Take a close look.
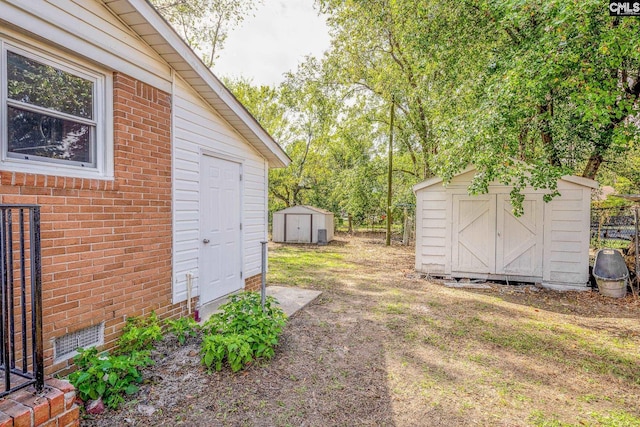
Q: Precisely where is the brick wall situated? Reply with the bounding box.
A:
[244,273,263,292]
[0,72,191,375]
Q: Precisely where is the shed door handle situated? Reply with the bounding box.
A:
[203,239,210,244]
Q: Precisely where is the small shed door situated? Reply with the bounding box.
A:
[496,194,544,276]
[452,195,496,273]
[200,155,242,304]
[285,214,312,243]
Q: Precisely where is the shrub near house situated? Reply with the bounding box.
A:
[69,294,286,411]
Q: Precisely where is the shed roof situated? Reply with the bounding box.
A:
[102,0,290,168]
[275,205,334,215]
[413,165,598,193]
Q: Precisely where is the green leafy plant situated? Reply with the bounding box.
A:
[68,347,153,409]
[201,334,253,372]
[68,312,162,410]
[201,292,286,371]
[117,311,163,354]
[165,316,200,345]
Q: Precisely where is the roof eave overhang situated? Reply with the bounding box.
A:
[103,0,290,168]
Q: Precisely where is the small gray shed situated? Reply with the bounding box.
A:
[272,206,335,244]
[413,167,598,290]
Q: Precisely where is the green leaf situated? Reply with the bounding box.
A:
[125,384,139,395]
[108,372,118,386]
[96,382,106,397]
[204,351,214,367]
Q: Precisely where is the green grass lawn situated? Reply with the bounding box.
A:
[267,244,353,288]
[266,237,640,427]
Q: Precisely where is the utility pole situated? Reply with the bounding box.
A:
[386,98,394,246]
[402,206,409,246]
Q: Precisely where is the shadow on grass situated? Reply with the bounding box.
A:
[460,284,640,320]
[265,236,640,426]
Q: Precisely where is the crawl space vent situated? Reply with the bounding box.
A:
[54,323,104,362]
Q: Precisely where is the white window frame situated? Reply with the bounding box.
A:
[0,37,113,179]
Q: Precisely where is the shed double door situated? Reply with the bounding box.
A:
[285,214,312,243]
[452,194,543,277]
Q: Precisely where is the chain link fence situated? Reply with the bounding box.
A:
[590,206,637,251]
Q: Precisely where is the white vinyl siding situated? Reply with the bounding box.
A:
[415,190,448,274]
[173,76,267,303]
[542,185,592,285]
[0,0,172,92]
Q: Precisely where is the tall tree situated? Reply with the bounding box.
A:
[150,0,261,67]
[225,60,339,210]
[320,0,490,181]
[434,1,640,203]
[264,58,338,208]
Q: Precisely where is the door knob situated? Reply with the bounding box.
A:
[203,239,210,244]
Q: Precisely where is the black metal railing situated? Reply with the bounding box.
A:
[0,205,43,397]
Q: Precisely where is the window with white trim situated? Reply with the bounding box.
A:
[1,39,111,177]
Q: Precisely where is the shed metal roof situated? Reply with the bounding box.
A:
[275,205,334,215]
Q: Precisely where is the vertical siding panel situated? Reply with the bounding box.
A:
[543,184,592,287]
[415,189,448,274]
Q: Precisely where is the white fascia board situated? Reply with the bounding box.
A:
[412,176,444,193]
[413,164,599,193]
[413,166,475,193]
[561,175,599,189]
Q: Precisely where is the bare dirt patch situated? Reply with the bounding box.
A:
[82,235,640,426]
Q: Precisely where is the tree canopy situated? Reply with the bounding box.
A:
[153,0,640,221]
[434,1,640,205]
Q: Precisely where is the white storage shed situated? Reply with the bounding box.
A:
[272,206,335,244]
[413,167,598,290]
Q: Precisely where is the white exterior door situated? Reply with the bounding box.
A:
[452,194,543,278]
[452,195,496,274]
[285,214,312,243]
[496,194,544,276]
[200,155,242,304]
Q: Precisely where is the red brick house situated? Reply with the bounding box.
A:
[0,0,289,377]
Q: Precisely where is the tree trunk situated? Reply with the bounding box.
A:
[581,74,639,179]
[538,101,561,167]
[582,153,603,180]
[582,121,620,180]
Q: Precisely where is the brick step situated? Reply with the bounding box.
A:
[0,378,78,427]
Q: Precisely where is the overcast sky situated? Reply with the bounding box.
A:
[212,0,331,86]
